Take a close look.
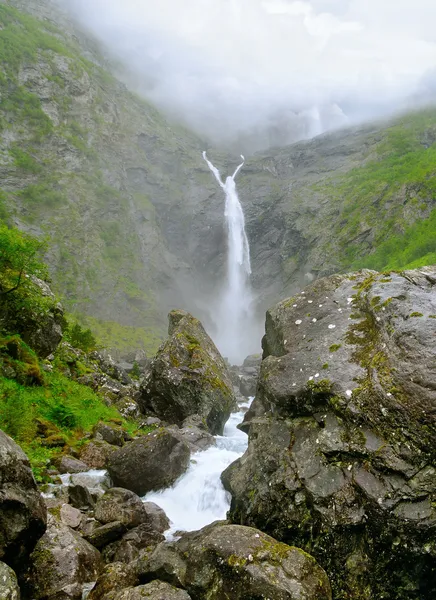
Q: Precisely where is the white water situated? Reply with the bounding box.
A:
[203,151,253,364]
[144,399,251,537]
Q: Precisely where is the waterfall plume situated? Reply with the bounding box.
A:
[203,151,253,364]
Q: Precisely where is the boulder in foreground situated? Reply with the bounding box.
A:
[224,268,436,599]
[137,522,331,599]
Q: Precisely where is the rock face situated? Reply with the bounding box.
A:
[223,268,436,599]
[0,430,47,569]
[140,310,235,435]
[0,562,20,600]
[138,522,331,600]
[25,514,102,599]
[107,430,190,495]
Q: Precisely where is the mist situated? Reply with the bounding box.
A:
[66,0,436,151]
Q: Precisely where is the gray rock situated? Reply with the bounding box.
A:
[139,310,235,435]
[224,268,436,599]
[59,456,90,474]
[25,514,102,599]
[114,581,191,600]
[88,562,138,600]
[69,484,95,511]
[166,423,215,453]
[93,423,125,447]
[95,488,148,528]
[0,430,47,568]
[102,523,165,564]
[80,441,118,469]
[142,503,170,534]
[0,562,20,600]
[137,522,331,600]
[107,430,190,496]
[60,504,82,529]
[243,354,262,368]
[85,522,127,549]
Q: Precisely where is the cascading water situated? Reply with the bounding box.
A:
[144,398,251,537]
[202,151,253,364]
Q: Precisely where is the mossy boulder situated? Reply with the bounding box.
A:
[0,429,47,570]
[137,522,331,599]
[24,514,103,599]
[224,267,436,599]
[0,561,20,600]
[139,310,235,434]
[107,429,190,496]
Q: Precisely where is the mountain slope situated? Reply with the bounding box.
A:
[0,0,435,357]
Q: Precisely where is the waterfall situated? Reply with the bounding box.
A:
[202,151,253,364]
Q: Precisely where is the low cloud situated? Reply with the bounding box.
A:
[67,0,436,150]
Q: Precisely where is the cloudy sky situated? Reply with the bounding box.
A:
[68,0,436,149]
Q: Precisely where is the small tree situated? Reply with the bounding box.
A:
[68,322,97,352]
[0,223,47,296]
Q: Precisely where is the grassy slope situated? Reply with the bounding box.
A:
[322,109,436,271]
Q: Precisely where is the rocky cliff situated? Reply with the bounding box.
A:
[1,0,435,356]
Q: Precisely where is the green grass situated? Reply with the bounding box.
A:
[318,108,436,270]
[354,208,436,271]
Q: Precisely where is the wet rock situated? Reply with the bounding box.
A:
[25,514,102,599]
[0,561,20,599]
[88,562,138,600]
[224,268,436,599]
[59,455,90,474]
[60,504,82,529]
[166,423,215,453]
[142,503,170,534]
[0,430,47,569]
[137,522,331,599]
[95,488,148,528]
[139,310,235,435]
[68,484,96,511]
[107,430,190,495]
[114,581,191,600]
[103,524,165,564]
[80,441,118,469]
[85,522,127,549]
[70,470,112,492]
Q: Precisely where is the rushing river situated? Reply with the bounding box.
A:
[144,399,251,537]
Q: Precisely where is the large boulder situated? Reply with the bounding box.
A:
[95,488,148,528]
[107,429,190,496]
[137,522,331,599]
[0,562,20,599]
[88,562,138,600]
[223,268,436,599]
[0,430,47,569]
[139,310,235,434]
[24,514,103,599]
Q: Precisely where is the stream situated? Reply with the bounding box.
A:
[144,398,251,537]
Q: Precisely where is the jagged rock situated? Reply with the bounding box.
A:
[88,562,138,600]
[80,441,118,469]
[95,488,148,528]
[93,422,126,447]
[60,504,82,529]
[114,581,191,600]
[137,522,331,599]
[59,455,90,474]
[25,514,102,599]
[0,430,47,569]
[102,524,165,564]
[0,562,20,599]
[107,430,190,495]
[223,268,436,599]
[85,522,127,549]
[139,310,235,435]
[89,352,132,385]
